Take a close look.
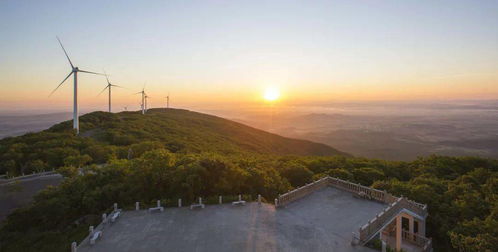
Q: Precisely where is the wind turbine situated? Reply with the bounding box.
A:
[98,71,123,112]
[134,86,146,114]
[50,37,103,135]
[165,93,170,108]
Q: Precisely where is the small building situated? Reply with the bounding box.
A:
[278,177,432,252]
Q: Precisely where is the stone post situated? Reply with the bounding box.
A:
[258,194,261,204]
[114,203,117,211]
[102,213,107,223]
[157,200,161,208]
[351,232,357,246]
[274,198,278,207]
[238,194,242,201]
[396,215,402,251]
[71,242,77,252]
[199,197,202,205]
[219,196,222,204]
[89,226,94,235]
[419,219,426,236]
[409,216,414,235]
[136,202,140,211]
[178,198,182,207]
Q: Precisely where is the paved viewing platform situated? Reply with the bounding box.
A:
[79,187,385,252]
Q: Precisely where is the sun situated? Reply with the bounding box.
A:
[263,86,280,102]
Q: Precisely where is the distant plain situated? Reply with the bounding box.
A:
[213,100,498,161]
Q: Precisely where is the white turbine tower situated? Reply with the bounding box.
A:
[50,37,103,135]
[98,71,123,112]
[134,87,146,114]
[165,93,170,109]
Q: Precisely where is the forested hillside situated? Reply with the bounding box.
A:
[0,110,496,252]
[0,109,347,176]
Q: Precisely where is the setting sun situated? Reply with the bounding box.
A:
[263,87,280,102]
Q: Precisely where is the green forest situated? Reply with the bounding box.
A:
[0,109,496,251]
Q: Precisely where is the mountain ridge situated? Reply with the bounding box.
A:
[52,108,348,156]
[0,108,348,176]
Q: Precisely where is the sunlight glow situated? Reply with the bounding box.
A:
[263,87,280,102]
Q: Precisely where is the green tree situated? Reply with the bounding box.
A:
[352,167,385,186]
[280,162,313,187]
[64,154,93,168]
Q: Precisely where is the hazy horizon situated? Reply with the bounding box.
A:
[2,99,498,162]
[1,98,498,115]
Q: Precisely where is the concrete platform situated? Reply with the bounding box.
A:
[79,187,386,252]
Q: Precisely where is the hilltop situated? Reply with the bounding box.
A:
[0,109,347,176]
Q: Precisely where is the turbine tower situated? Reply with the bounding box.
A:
[165,93,170,108]
[134,87,146,114]
[50,37,103,135]
[98,71,122,113]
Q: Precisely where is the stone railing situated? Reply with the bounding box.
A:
[277,177,329,207]
[276,176,428,213]
[75,203,120,250]
[358,197,429,246]
[327,177,393,203]
[400,197,428,219]
[358,197,404,244]
[0,170,57,185]
[424,237,433,252]
[402,230,432,252]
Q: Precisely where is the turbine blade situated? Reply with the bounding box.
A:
[78,69,105,76]
[56,36,74,68]
[97,85,109,96]
[111,84,126,89]
[103,69,111,84]
[49,71,73,97]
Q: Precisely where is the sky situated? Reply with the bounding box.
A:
[0,0,497,112]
